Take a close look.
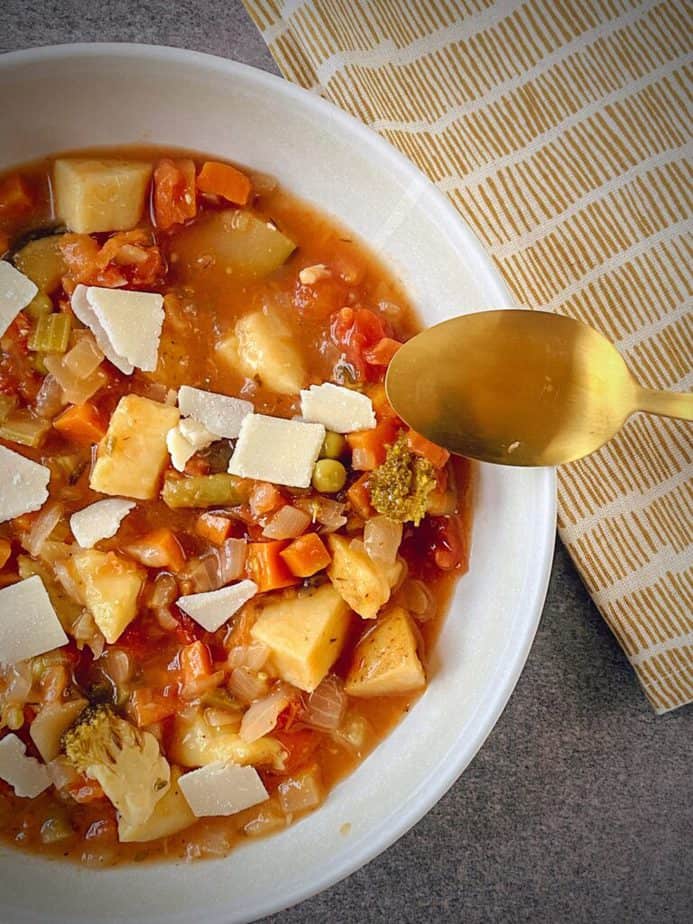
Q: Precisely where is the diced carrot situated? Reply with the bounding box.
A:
[406,429,450,468]
[0,174,33,217]
[363,337,402,365]
[0,538,11,569]
[280,532,331,578]
[124,528,186,572]
[153,158,197,230]
[180,640,213,685]
[246,540,300,593]
[130,688,179,727]
[53,402,106,444]
[347,417,399,471]
[195,512,232,546]
[346,472,373,519]
[197,161,252,206]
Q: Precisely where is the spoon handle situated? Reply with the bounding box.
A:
[636,387,693,422]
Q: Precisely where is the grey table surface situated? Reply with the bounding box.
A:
[2,3,691,922]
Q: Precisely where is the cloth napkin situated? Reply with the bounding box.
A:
[243,0,692,713]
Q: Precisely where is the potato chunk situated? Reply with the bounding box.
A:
[327,534,391,620]
[250,584,351,692]
[54,159,153,234]
[170,710,285,770]
[345,606,426,698]
[90,395,179,500]
[70,549,146,643]
[118,768,196,843]
[217,310,306,395]
[30,699,87,762]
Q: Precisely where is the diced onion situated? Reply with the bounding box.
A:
[262,505,311,540]
[100,649,134,685]
[301,674,346,731]
[244,800,287,837]
[295,497,347,533]
[397,578,436,622]
[227,642,270,672]
[63,334,104,380]
[351,447,375,471]
[47,756,80,791]
[53,559,85,605]
[2,661,32,705]
[24,501,63,557]
[215,538,247,584]
[277,767,323,814]
[227,666,269,704]
[239,687,291,743]
[34,374,66,419]
[203,707,240,728]
[363,515,402,566]
[332,712,372,754]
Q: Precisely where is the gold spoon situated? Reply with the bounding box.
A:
[385,310,693,466]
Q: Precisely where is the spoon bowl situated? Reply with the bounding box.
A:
[385,310,692,466]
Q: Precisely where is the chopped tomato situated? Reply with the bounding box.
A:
[331,307,388,381]
[273,728,321,776]
[153,158,197,230]
[363,336,402,365]
[60,229,164,289]
[129,688,180,727]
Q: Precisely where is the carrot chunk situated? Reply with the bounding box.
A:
[197,161,252,205]
[194,512,233,546]
[347,417,399,471]
[280,532,331,578]
[124,528,186,572]
[246,540,300,592]
[53,402,106,444]
[406,429,450,468]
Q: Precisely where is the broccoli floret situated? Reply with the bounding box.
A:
[369,433,436,525]
[62,704,170,829]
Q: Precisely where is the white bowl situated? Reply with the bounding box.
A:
[0,44,556,924]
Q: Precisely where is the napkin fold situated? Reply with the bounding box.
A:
[244,0,692,712]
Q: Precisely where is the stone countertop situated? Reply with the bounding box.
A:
[2,3,691,921]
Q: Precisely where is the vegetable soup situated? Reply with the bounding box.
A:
[0,149,471,865]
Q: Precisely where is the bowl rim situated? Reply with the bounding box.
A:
[0,42,557,921]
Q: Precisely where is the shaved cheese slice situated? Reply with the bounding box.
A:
[87,287,164,372]
[166,419,216,473]
[0,445,50,523]
[229,414,325,488]
[0,576,68,665]
[0,734,51,798]
[179,761,268,817]
[71,285,134,374]
[178,386,252,438]
[300,382,376,433]
[177,580,258,633]
[0,261,38,337]
[70,498,135,548]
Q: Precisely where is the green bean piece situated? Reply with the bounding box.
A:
[162,473,251,509]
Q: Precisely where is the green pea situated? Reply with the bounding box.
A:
[320,431,346,459]
[312,458,347,493]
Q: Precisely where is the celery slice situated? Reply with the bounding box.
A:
[0,411,51,448]
[29,313,72,354]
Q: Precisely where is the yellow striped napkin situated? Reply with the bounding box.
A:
[243,0,693,713]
